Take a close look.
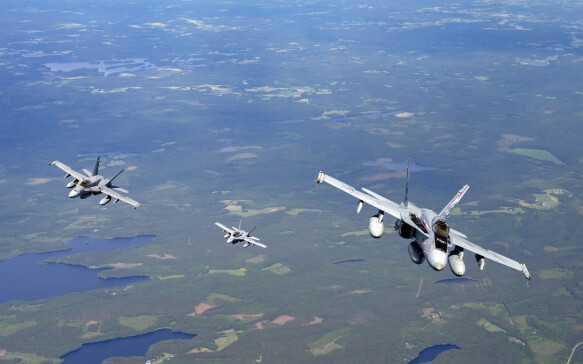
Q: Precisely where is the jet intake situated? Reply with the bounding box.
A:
[396,220,414,239]
[448,251,465,277]
[408,241,425,264]
[369,215,384,238]
[66,180,78,188]
[99,196,111,205]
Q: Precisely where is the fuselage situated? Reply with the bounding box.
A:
[226,229,246,244]
[68,175,108,198]
[399,202,456,273]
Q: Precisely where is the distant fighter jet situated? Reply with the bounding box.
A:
[49,156,141,208]
[215,220,267,248]
[316,160,531,280]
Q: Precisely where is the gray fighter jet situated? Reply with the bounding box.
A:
[215,220,267,248]
[49,156,140,208]
[316,161,531,280]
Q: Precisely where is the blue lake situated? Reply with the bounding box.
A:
[409,344,460,364]
[333,259,365,264]
[61,329,196,364]
[435,277,475,284]
[0,235,155,303]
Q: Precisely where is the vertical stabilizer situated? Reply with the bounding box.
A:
[108,169,124,185]
[92,156,101,176]
[238,218,243,230]
[404,158,410,207]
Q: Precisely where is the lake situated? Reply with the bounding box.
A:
[61,329,196,364]
[0,235,154,303]
[409,344,461,364]
[333,259,366,264]
[435,277,475,284]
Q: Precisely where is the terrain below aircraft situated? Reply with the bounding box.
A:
[215,220,267,248]
[49,156,141,208]
[316,163,531,280]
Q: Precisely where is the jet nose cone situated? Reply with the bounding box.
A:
[434,262,444,271]
[69,189,80,198]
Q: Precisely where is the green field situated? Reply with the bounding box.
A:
[510,148,565,165]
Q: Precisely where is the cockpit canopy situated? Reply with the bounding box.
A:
[432,218,450,237]
[432,218,450,252]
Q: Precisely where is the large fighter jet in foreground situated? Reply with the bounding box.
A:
[49,157,140,208]
[215,220,267,248]
[316,162,531,280]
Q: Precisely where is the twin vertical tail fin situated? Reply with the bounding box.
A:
[438,184,470,217]
[109,169,125,184]
[92,156,100,176]
[403,158,410,207]
[401,157,468,216]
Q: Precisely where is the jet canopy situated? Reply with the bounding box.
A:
[432,218,450,237]
[432,218,450,252]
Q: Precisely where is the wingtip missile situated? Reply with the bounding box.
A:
[316,171,324,184]
[522,264,532,280]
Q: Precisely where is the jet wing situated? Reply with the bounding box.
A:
[49,161,86,181]
[100,186,141,209]
[243,236,267,248]
[215,222,235,235]
[449,231,531,280]
[316,171,401,219]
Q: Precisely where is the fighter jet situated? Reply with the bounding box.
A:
[49,156,140,208]
[214,220,267,248]
[316,161,531,280]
